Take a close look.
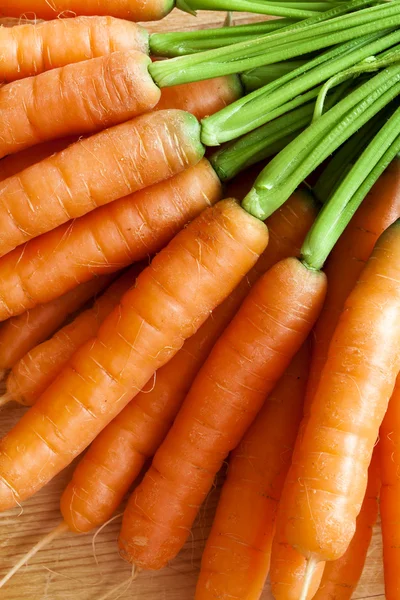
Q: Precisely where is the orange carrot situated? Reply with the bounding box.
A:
[0,158,217,321]
[306,157,400,404]
[195,342,310,600]
[0,138,77,181]
[313,450,380,600]
[0,109,203,259]
[118,256,326,570]
[2,267,144,406]
[0,50,160,159]
[0,0,174,22]
[0,199,269,511]
[279,221,400,584]
[380,372,400,600]
[0,16,149,82]
[59,188,317,534]
[156,76,243,121]
[0,275,113,383]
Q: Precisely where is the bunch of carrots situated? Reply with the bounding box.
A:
[1,1,400,599]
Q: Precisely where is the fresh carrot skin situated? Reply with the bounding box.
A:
[4,267,145,406]
[380,373,400,599]
[118,257,327,570]
[0,158,217,321]
[283,220,400,563]
[195,342,310,600]
[0,275,113,379]
[0,16,149,82]
[0,199,269,511]
[0,109,204,260]
[313,450,380,600]
[0,0,174,22]
[60,189,318,534]
[306,157,400,404]
[0,50,160,160]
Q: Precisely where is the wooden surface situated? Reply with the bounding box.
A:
[0,9,385,600]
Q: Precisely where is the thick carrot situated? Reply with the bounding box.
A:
[195,342,310,600]
[306,157,400,403]
[380,373,400,599]
[313,450,380,600]
[2,267,144,407]
[0,158,217,321]
[0,275,113,383]
[0,0,174,22]
[0,16,149,82]
[280,221,400,575]
[0,199,269,511]
[59,188,317,534]
[0,50,160,159]
[0,109,204,259]
[0,138,77,181]
[118,256,326,570]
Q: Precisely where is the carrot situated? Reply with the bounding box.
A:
[0,50,160,159]
[0,275,113,384]
[0,0,174,22]
[1,267,144,407]
[118,256,326,570]
[279,221,400,589]
[0,109,204,260]
[0,199,269,511]
[306,157,400,404]
[0,158,218,321]
[0,16,149,82]
[313,450,380,600]
[380,372,400,599]
[0,138,77,181]
[195,342,310,600]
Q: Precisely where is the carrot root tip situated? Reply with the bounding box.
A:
[299,556,319,600]
[96,565,141,600]
[0,393,12,408]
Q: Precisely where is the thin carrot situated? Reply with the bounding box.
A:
[0,158,217,321]
[306,156,400,404]
[380,372,400,600]
[0,109,204,259]
[0,50,160,159]
[0,199,269,511]
[0,0,175,22]
[195,342,310,600]
[118,256,326,570]
[313,450,381,600]
[280,221,400,582]
[0,16,149,82]
[0,275,113,384]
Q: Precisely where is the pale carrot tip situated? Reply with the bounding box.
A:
[0,393,12,408]
[299,556,319,600]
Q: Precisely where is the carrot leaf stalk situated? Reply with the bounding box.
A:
[177,0,323,18]
[241,60,308,92]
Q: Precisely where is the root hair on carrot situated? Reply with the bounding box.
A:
[96,565,141,600]
[92,513,123,572]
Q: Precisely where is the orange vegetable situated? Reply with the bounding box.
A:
[380,373,400,599]
[0,275,112,383]
[0,109,203,259]
[0,138,77,181]
[0,50,160,159]
[0,158,217,320]
[313,450,380,600]
[0,16,149,82]
[0,199,269,511]
[118,256,327,570]
[0,0,174,22]
[195,342,310,600]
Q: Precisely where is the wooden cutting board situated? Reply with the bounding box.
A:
[0,9,385,600]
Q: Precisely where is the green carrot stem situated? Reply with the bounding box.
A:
[241,61,307,91]
[177,0,320,18]
[242,65,400,219]
[201,29,400,144]
[302,105,400,270]
[149,0,394,86]
[313,109,386,200]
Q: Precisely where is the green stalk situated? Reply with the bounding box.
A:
[241,61,307,91]
[178,0,320,18]
[149,0,394,86]
[201,29,400,144]
[242,65,400,219]
[302,106,400,270]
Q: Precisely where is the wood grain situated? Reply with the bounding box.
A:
[0,9,385,600]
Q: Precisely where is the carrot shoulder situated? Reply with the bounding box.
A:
[0,16,149,82]
[0,199,268,511]
[0,109,204,260]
